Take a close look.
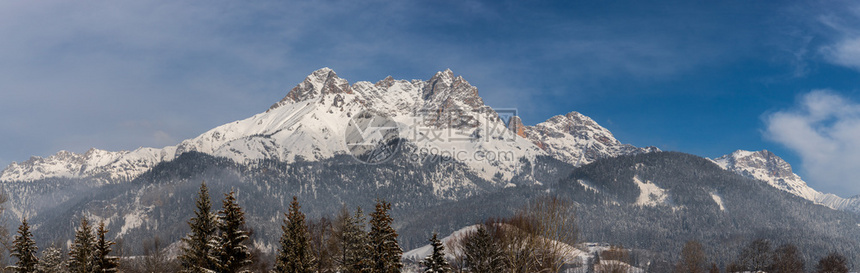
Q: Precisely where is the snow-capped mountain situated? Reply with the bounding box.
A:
[0,147,176,183]
[509,112,658,167]
[5,69,860,265]
[1,68,650,186]
[713,150,860,213]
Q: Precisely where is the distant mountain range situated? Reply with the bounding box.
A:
[2,68,858,266]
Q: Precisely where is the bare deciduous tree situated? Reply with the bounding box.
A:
[771,243,804,273]
[444,232,469,273]
[816,252,848,273]
[309,217,338,273]
[674,240,706,273]
[480,196,578,273]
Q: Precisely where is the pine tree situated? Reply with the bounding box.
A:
[8,218,38,273]
[36,243,65,273]
[93,222,119,272]
[421,233,450,273]
[368,199,402,273]
[68,218,95,273]
[213,190,252,273]
[179,181,218,273]
[462,225,505,273]
[341,207,371,273]
[273,196,314,273]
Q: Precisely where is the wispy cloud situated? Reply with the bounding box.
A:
[0,1,306,158]
[0,0,738,161]
[817,2,860,71]
[0,0,806,166]
[764,90,860,195]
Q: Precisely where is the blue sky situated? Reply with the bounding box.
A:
[2,1,860,195]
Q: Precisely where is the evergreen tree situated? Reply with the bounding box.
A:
[333,206,349,270]
[68,218,95,273]
[9,218,38,273]
[815,252,848,273]
[462,225,505,273]
[421,233,450,273]
[93,222,119,272]
[273,196,314,273]
[214,190,252,273]
[179,181,218,273]
[341,207,371,273]
[368,199,402,273]
[36,244,65,273]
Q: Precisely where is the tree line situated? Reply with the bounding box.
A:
[4,182,407,273]
[672,238,850,273]
[5,181,854,273]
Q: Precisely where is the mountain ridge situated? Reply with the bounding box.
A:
[2,69,860,267]
[1,68,650,184]
[7,68,860,218]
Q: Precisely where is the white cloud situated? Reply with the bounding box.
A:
[818,3,860,71]
[822,36,860,71]
[765,90,860,195]
[0,0,762,163]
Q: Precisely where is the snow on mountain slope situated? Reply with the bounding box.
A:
[0,147,177,183]
[712,150,860,213]
[509,111,658,167]
[1,68,653,187]
[632,176,668,207]
[403,225,478,261]
[712,150,817,200]
[173,68,545,183]
[402,225,646,273]
[403,224,585,263]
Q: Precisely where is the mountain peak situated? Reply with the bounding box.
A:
[375,75,397,88]
[433,69,455,80]
[421,69,483,109]
[269,68,351,110]
[712,149,823,201]
[718,149,794,178]
[540,111,604,135]
[517,111,655,166]
[564,111,597,126]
